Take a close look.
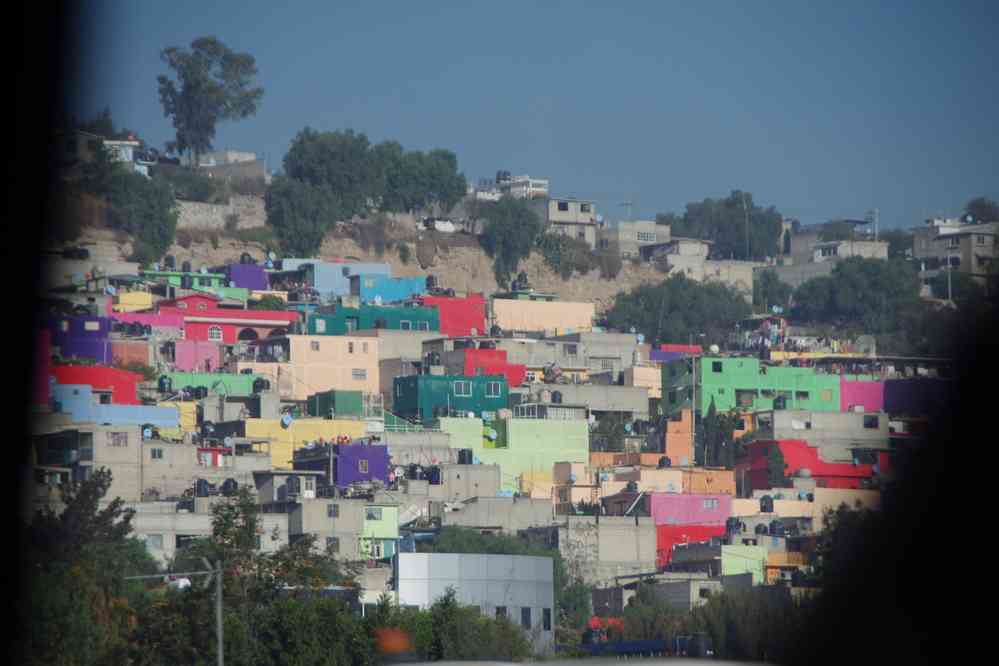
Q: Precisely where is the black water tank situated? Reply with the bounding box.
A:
[181,260,192,273]
[180,275,194,289]
[221,478,238,496]
[625,480,638,492]
[658,456,671,469]
[240,252,253,265]
[164,255,176,269]
[478,340,496,350]
[143,324,152,336]
[407,464,418,480]
[430,351,441,365]
[769,520,784,536]
[195,478,210,497]
[241,368,254,375]
[158,376,172,393]
[755,523,768,535]
[426,275,437,290]
[428,466,442,485]
[444,288,455,297]
[202,421,215,435]
[458,449,473,465]
[413,465,425,481]
[253,378,270,393]
[760,495,774,513]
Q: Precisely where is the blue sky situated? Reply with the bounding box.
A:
[71,0,998,229]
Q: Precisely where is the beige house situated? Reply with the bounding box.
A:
[598,220,670,258]
[235,335,380,400]
[491,297,595,334]
[545,197,598,249]
[623,364,662,399]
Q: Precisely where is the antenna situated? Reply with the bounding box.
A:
[619,200,633,222]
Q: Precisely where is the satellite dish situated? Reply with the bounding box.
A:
[200,266,208,274]
[467,411,475,418]
[709,344,720,354]
[486,429,497,440]
[281,413,293,428]
[624,423,633,433]
[629,327,637,334]
[223,436,234,448]
[229,281,236,288]
[142,427,152,439]
[152,263,160,271]
[268,251,277,261]
[636,333,645,343]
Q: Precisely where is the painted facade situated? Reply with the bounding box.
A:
[51,365,142,405]
[244,418,368,469]
[163,371,266,397]
[415,294,488,337]
[236,335,380,401]
[651,493,732,526]
[360,503,399,559]
[52,384,179,427]
[278,259,391,299]
[655,525,726,568]
[840,377,885,412]
[156,294,300,344]
[491,297,595,334]
[350,274,426,304]
[171,340,223,372]
[745,439,878,492]
[393,375,509,422]
[306,304,439,335]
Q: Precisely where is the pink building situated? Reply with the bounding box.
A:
[35,329,51,405]
[172,340,223,372]
[650,492,732,526]
[111,311,186,333]
[840,377,884,413]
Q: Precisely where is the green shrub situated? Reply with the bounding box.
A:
[537,234,598,279]
[210,232,220,249]
[398,243,411,264]
[106,169,178,263]
[150,164,226,203]
[224,213,240,232]
[176,229,193,249]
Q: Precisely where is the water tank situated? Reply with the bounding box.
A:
[454,339,470,351]
[407,464,419,480]
[164,255,176,269]
[769,520,784,536]
[479,340,496,350]
[625,480,638,492]
[426,275,438,290]
[181,260,192,273]
[253,378,270,393]
[540,389,552,403]
[202,421,215,435]
[180,275,194,290]
[458,449,473,465]
[413,465,425,481]
[240,252,253,265]
[195,478,210,498]
[430,352,441,366]
[240,368,254,375]
[286,475,301,495]
[158,376,172,393]
[806,493,814,503]
[428,466,442,485]
[281,413,293,428]
[760,495,774,513]
[551,391,563,404]
[658,456,671,468]
[755,523,768,535]
[143,324,152,336]
[797,468,812,478]
[141,424,154,440]
[221,478,238,496]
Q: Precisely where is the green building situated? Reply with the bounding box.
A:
[393,375,508,422]
[306,390,364,419]
[661,356,841,416]
[141,269,227,289]
[720,545,768,585]
[305,304,440,335]
[360,503,399,559]
[438,416,589,493]
[193,284,250,302]
[165,371,268,397]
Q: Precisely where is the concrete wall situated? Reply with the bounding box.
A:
[439,496,553,532]
[771,410,889,462]
[558,516,658,586]
[624,365,662,399]
[140,439,271,499]
[244,418,368,469]
[521,384,649,418]
[382,430,455,466]
[176,194,266,230]
[767,261,836,289]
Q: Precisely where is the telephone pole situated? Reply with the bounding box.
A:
[741,193,750,259]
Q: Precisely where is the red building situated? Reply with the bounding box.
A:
[35,329,52,405]
[460,348,527,387]
[416,293,487,338]
[156,294,301,344]
[656,524,727,568]
[51,365,143,405]
[745,439,884,491]
[660,343,703,354]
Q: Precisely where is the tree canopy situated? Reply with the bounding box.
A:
[265,175,343,257]
[655,190,783,261]
[753,268,793,312]
[964,196,999,224]
[477,198,544,286]
[604,273,751,347]
[157,36,264,166]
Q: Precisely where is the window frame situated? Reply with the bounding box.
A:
[208,326,223,341]
[453,380,472,397]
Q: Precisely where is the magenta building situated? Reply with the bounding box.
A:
[650,492,732,526]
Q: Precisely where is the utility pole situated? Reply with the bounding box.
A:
[741,193,750,260]
[125,558,224,666]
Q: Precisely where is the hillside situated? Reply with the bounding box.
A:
[52,220,669,315]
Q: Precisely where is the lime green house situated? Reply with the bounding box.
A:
[720,545,768,585]
[360,503,399,559]
[661,356,841,416]
[438,416,589,493]
[164,371,268,397]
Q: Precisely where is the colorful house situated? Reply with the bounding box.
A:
[168,340,223,373]
[490,294,595,334]
[350,275,426,304]
[155,293,301,343]
[306,304,440,335]
[360,503,399,559]
[163,371,268,398]
[662,356,841,417]
[744,439,885,492]
[51,365,143,405]
[244,417,369,469]
[651,493,732,526]
[51,384,179,428]
[215,263,270,291]
[140,268,227,290]
[444,347,527,388]
[278,259,392,299]
[293,442,390,489]
[415,293,488,337]
[655,525,727,568]
[392,375,508,422]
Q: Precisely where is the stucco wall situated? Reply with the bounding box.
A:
[176,195,266,230]
[491,299,595,334]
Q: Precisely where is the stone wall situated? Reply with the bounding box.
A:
[176,194,266,230]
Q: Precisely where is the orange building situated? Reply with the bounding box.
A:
[665,409,694,466]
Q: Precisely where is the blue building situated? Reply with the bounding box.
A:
[279,259,392,300]
[52,384,180,428]
[350,275,426,304]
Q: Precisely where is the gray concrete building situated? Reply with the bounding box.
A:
[511,383,650,420]
[433,496,554,533]
[141,438,273,500]
[764,409,890,463]
[394,552,555,654]
[597,220,669,258]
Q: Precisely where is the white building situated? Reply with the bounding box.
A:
[393,552,555,654]
[499,175,549,200]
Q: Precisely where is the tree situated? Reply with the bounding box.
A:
[284,128,383,218]
[878,228,914,259]
[929,269,986,307]
[766,443,787,487]
[964,196,999,224]
[817,220,857,242]
[157,36,264,167]
[265,175,343,257]
[752,269,793,312]
[657,191,784,260]
[697,400,743,468]
[478,198,543,286]
[249,294,287,311]
[604,273,751,347]
[104,169,179,264]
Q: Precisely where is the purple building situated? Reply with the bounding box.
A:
[292,441,390,489]
[56,338,113,364]
[221,264,270,291]
[45,315,112,347]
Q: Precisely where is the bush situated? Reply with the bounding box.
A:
[224,213,240,232]
[537,234,598,279]
[106,169,178,263]
[229,175,267,196]
[209,232,220,249]
[176,229,193,249]
[398,243,411,265]
[478,199,543,286]
[416,236,437,269]
[356,215,389,257]
[597,243,623,279]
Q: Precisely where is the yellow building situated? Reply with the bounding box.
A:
[623,364,662,399]
[491,298,595,334]
[113,291,155,312]
[236,335,379,401]
[156,401,198,439]
[244,417,368,469]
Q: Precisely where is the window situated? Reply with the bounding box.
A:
[601,359,614,370]
[454,381,472,397]
[543,608,552,631]
[328,504,339,518]
[736,419,746,430]
[366,507,382,521]
[311,341,320,351]
[820,389,833,402]
[362,342,369,353]
[109,432,129,447]
[795,391,809,401]
[699,587,712,599]
[315,319,327,333]
[359,459,369,474]
[564,344,577,356]
[326,536,340,553]
[208,326,223,341]
[485,381,502,397]
[577,231,585,239]
[580,203,591,213]
[978,235,986,245]
[712,361,723,373]
[151,448,163,460]
[177,302,188,309]
[417,321,430,331]
[364,278,375,289]
[352,369,367,380]
[60,320,69,332]
[348,342,354,354]
[145,534,163,550]
[863,415,879,429]
[557,201,569,212]
[702,498,718,510]
[400,320,412,330]
[525,372,537,382]
[668,390,677,403]
[84,320,100,331]
[396,383,403,397]
[637,231,657,242]
[521,607,532,629]
[496,606,507,619]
